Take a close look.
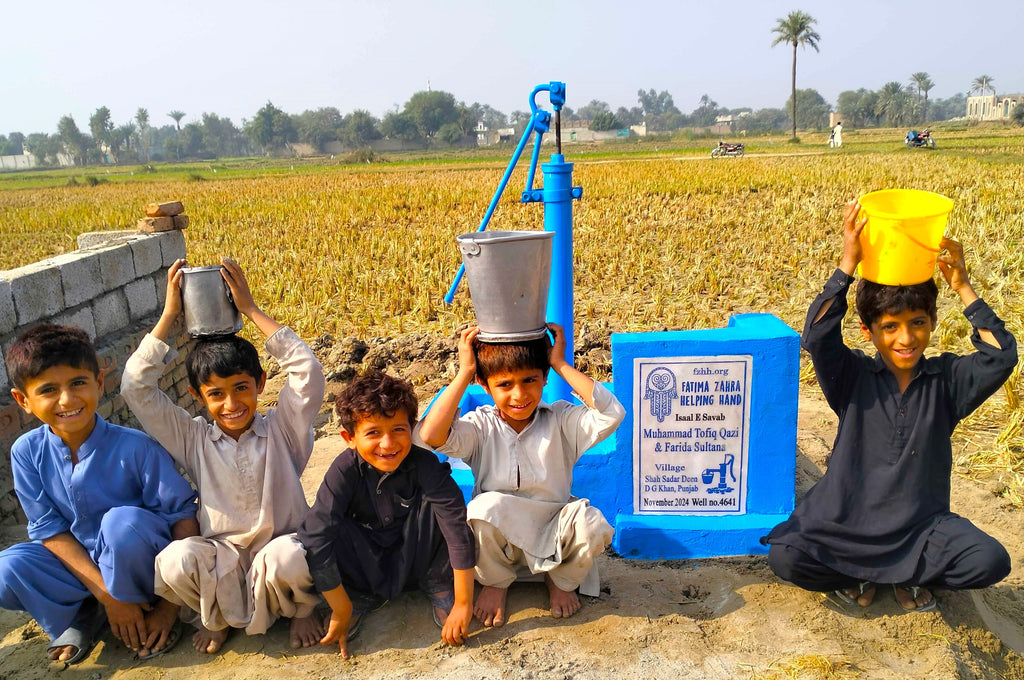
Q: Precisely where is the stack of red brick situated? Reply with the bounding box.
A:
[138,201,189,232]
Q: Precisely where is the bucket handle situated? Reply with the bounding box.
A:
[459,240,481,256]
[890,224,943,253]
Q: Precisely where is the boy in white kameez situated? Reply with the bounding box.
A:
[419,323,624,626]
[121,258,326,653]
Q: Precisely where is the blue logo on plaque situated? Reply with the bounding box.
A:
[644,367,677,422]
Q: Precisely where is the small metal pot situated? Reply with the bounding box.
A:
[179,265,243,337]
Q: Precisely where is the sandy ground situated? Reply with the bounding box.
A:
[1,385,1022,680]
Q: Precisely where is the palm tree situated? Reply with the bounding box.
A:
[771,10,821,141]
[876,82,909,127]
[135,107,150,162]
[168,110,185,161]
[908,72,934,122]
[970,75,995,97]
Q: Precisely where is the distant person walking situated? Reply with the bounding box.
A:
[832,121,843,148]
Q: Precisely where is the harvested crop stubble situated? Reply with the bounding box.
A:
[1,149,1021,503]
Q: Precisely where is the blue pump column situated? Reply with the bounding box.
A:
[541,155,582,403]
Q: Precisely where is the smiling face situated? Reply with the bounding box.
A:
[861,307,936,386]
[12,363,103,452]
[482,367,547,434]
[343,409,413,473]
[191,371,266,440]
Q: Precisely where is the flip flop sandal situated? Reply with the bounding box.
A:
[346,612,364,642]
[47,598,108,668]
[830,581,874,608]
[893,584,938,612]
[428,590,456,629]
[134,620,184,661]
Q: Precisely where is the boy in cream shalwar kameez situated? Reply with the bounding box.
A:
[122,258,325,653]
[419,324,625,626]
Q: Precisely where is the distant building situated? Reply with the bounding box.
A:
[966,93,1024,121]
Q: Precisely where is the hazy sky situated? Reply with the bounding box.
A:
[3,0,1019,134]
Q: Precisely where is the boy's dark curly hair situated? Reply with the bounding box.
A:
[855,278,939,328]
[5,324,100,391]
[472,335,550,384]
[335,370,418,434]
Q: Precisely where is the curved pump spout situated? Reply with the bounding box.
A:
[443,82,566,304]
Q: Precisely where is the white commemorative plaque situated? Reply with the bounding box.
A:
[633,355,752,515]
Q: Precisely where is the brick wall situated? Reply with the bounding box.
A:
[0,229,202,524]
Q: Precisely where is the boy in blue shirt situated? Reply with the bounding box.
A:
[0,324,198,666]
[766,201,1017,612]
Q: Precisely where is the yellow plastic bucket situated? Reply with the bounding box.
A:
[857,189,953,285]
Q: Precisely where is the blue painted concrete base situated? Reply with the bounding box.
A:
[612,513,789,560]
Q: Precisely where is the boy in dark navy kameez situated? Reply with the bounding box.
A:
[765,201,1018,612]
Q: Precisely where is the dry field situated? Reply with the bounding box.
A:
[1,132,1022,503]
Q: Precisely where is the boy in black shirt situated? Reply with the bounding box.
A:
[765,200,1018,611]
[298,371,475,657]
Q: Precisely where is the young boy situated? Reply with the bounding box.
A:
[765,201,1017,611]
[121,257,326,653]
[297,370,475,658]
[418,323,625,627]
[0,324,198,666]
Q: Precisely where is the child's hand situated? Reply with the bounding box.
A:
[441,602,472,646]
[547,323,569,370]
[937,237,972,293]
[220,257,259,318]
[839,200,866,276]
[103,597,148,652]
[162,259,185,320]
[320,607,353,659]
[457,327,479,379]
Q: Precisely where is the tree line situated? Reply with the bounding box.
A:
[0,72,1005,167]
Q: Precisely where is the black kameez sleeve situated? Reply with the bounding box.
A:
[946,298,1019,420]
[416,450,476,571]
[801,269,861,414]
[298,451,358,593]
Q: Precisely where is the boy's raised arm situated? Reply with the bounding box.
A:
[547,323,596,408]
[419,327,479,448]
[937,237,1000,349]
[219,257,283,338]
[122,259,201,467]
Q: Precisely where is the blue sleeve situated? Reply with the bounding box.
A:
[11,437,71,541]
[134,436,198,525]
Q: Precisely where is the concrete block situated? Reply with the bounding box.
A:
[0,278,15,335]
[98,244,137,292]
[130,236,164,277]
[0,402,21,443]
[153,273,168,310]
[91,290,130,339]
[156,230,187,267]
[55,306,97,339]
[77,230,138,251]
[51,251,104,308]
[5,262,64,325]
[0,360,7,391]
[125,278,158,320]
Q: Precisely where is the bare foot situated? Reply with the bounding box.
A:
[545,574,581,618]
[137,599,179,658]
[893,585,934,611]
[289,614,325,649]
[840,584,877,607]
[192,624,229,654]
[473,585,508,627]
[47,644,76,663]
